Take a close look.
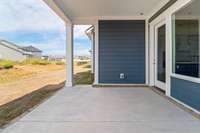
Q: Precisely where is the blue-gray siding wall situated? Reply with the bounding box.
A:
[171,77,200,111]
[99,20,145,84]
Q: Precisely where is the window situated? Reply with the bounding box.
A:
[172,0,200,78]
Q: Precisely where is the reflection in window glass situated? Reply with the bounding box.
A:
[172,0,200,78]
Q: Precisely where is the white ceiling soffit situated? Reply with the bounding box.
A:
[176,0,200,16]
[48,0,169,23]
[43,0,71,23]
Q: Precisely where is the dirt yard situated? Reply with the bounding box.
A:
[0,61,91,106]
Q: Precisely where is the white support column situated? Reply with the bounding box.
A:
[65,23,74,87]
[94,21,99,84]
[166,15,172,96]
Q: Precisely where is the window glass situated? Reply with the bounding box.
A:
[172,0,200,78]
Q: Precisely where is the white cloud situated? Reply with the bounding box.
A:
[74,25,91,39]
[0,0,91,56]
[0,0,65,32]
[74,42,91,56]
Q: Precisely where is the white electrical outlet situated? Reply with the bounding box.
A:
[120,73,125,79]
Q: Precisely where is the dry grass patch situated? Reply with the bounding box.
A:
[20,58,51,65]
[84,64,91,69]
[0,60,16,69]
[75,61,88,66]
[0,64,65,84]
[74,71,93,84]
[18,64,65,73]
[0,68,35,84]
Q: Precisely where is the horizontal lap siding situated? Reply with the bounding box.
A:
[171,77,200,111]
[99,20,145,84]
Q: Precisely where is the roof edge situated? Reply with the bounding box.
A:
[42,0,72,24]
[0,40,30,55]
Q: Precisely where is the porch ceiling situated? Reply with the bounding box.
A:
[50,0,169,23]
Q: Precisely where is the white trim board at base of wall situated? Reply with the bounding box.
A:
[169,96,200,117]
[150,87,200,119]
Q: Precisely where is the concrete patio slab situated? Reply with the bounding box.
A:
[1,86,200,133]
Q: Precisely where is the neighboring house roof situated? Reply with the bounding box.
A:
[20,46,42,52]
[0,40,42,55]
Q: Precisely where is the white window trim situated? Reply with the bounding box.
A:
[170,0,200,84]
[149,17,171,95]
[171,74,200,84]
[154,20,167,91]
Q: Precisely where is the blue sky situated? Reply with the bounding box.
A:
[0,0,91,56]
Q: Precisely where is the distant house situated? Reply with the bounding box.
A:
[48,55,66,62]
[0,40,42,61]
[41,55,49,60]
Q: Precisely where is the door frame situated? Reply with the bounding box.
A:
[154,20,167,91]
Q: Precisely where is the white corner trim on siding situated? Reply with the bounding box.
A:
[145,20,149,85]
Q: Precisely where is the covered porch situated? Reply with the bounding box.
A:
[43,0,172,87]
[2,86,200,133]
[43,0,200,114]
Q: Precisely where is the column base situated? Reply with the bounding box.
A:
[65,82,73,87]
